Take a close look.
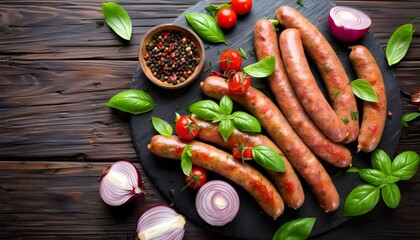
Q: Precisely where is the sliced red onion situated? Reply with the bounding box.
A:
[99,160,145,206]
[328,6,371,42]
[195,180,240,226]
[136,205,186,240]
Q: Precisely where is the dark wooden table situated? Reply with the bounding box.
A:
[1,0,419,239]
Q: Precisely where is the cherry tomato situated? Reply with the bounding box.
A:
[175,116,200,141]
[231,0,253,15]
[219,49,243,73]
[232,147,253,160]
[216,7,237,29]
[228,71,251,94]
[184,166,207,190]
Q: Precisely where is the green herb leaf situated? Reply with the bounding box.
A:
[386,175,400,184]
[102,2,132,41]
[381,183,401,208]
[347,167,360,173]
[205,3,230,17]
[272,218,316,240]
[351,79,379,102]
[358,169,387,186]
[401,112,420,127]
[219,119,234,142]
[342,117,349,124]
[343,184,380,216]
[386,24,414,66]
[151,117,173,137]
[296,0,305,7]
[244,56,276,78]
[252,146,285,172]
[371,149,393,175]
[219,95,233,115]
[185,12,226,44]
[181,145,193,176]
[351,111,359,121]
[391,151,420,180]
[231,111,261,133]
[174,112,181,122]
[238,47,248,59]
[107,90,155,114]
[190,100,221,121]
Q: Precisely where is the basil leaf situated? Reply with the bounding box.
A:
[102,2,132,41]
[253,146,285,172]
[272,218,316,240]
[358,169,387,186]
[239,47,248,59]
[347,167,360,173]
[401,112,420,127]
[174,112,181,122]
[190,100,221,121]
[107,89,155,114]
[381,183,401,208]
[219,95,233,115]
[151,117,173,137]
[244,56,276,78]
[185,12,226,44]
[231,111,261,133]
[386,175,400,184]
[386,24,414,66]
[343,184,380,216]
[371,149,393,175]
[391,151,420,180]
[351,79,379,102]
[219,119,234,142]
[181,145,193,176]
[205,3,230,17]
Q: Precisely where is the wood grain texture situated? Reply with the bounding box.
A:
[0,0,419,239]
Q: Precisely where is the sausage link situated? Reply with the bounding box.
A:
[200,76,340,212]
[254,19,352,167]
[148,135,284,220]
[349,45,387,152]
[276,6,359,143]
[192,116,305,209]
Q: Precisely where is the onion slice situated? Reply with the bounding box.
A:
[99,160,145,206]
[136,205,186,240]
[328,6,371,42]
[195,180,240,226]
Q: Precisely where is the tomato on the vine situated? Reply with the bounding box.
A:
[219,49,243,73]
[231,0,253,15]
[232,147,253,161]
[216,7,237,29]
[184,166,207,190]
[175,116,200,141]
[228,71,251,94]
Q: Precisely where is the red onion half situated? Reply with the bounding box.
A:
[99,160,145,206]
[328,6,371,42]
[136,205,186,240]
[195,180,240,226]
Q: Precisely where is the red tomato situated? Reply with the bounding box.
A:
[216,7,237,29]
[184,166,207,190]
[175,116,200,141]
[228,71,251,94]
[231,0,253,15]
[219,49,243,73]
[232,147,253,160]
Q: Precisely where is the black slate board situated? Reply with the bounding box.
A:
[130,0,402,239]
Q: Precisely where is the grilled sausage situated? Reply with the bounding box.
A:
[254,19,352,167]
[200,76,340,212]
[192,116,305,209]
[148,135,284,220]
[276,6,359,143]
[349,45,387,152]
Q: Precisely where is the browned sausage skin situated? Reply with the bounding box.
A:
[349,45,387,153]
[192,116,305,209]
[200,76,340,212]
[254,19,352,167]
[148,135,284,219]
[276,6,359,143]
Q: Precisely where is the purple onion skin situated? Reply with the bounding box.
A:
[328,15,370,42]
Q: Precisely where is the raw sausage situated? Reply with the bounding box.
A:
[192,116,305,209]
[254,19,352,167]
[148,135,284,220]
[349,45,387,152]
[276,6,359,143]
[200,76,340,212]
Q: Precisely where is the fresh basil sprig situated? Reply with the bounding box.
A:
[181,145,193,176]
[102,2,132,41]
[401,112,420,127]
[252,146,285,172]
[350,79,379,102]
[272,218,316,240]
[386,23,415,66]
[107,90,155,114]
[185,12,226,44]
[244,56,276,78]
[205,3,230,17]
[344,149,420,216]
[190,95,261,142]
[151,117,173,137]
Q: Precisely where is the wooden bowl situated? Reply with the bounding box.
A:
[139,23,205,89]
